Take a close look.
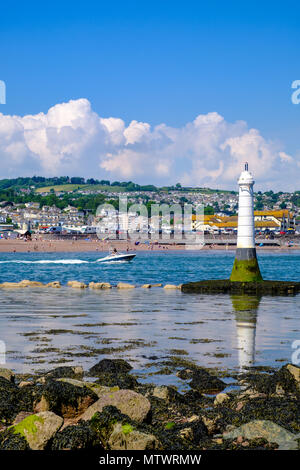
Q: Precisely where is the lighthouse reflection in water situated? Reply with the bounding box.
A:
[231,295,260,371]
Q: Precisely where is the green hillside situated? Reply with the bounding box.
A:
[36,183,126,193]
[35,184,86,193]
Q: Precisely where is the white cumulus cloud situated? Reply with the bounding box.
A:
[0,98,298,190]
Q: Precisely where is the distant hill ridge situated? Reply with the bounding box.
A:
[0,176,235,194]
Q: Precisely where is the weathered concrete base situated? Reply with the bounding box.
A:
[235,248,258,260]
[230,248,263,282]
[181,279,300,296]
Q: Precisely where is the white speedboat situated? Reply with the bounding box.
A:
[97,252,136,263]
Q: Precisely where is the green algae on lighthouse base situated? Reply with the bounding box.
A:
[230,248,263,282]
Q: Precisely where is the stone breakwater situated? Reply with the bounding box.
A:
[182,279,300,296]
[0,280,182,290]
[0,360,300,450]
[1,279,300,296]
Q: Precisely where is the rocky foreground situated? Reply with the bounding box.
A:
[0,360,300,450]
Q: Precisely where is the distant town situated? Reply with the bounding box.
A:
[0,176,299,237]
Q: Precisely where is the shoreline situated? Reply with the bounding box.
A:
[0,238,300,253]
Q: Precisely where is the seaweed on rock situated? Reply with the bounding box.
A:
[177,367,226,393]
[0,429,30,450]
[235,397,300,433]
[49,422,103,450]
[0,378,38,425]
[34,379,98,418]
[241,365,300,397]
[181,279,300,296]
[43,366,83,380]
[89,359,132,376]
[88,405,134,446]
[94,372,138,390]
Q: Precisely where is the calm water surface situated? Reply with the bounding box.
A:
[0,250,299,386]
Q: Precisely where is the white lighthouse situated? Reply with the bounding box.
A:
[236,162,255,250]
[230,163,262,282]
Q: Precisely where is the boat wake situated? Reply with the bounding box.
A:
[0,253,136,265]
[0,259,89,264]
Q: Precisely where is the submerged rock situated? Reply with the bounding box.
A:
[223,419,300,450]
[9,411,63,450]
[33,379,98,419]
[80,389,151,423]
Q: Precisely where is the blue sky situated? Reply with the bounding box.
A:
[0,1,300,189]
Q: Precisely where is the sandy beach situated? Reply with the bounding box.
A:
[0,238,298,253]
[0,238,185,253]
